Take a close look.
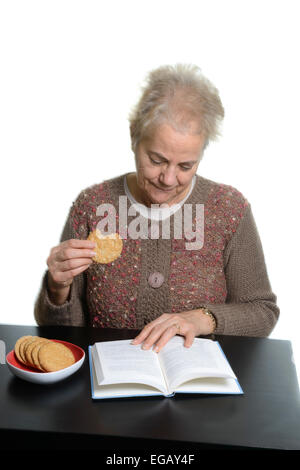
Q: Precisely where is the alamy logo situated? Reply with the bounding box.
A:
[95,197,204,250]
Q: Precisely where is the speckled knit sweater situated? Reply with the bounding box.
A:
[34,173,279,336]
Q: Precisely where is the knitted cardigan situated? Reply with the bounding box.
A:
[34,173,279,336]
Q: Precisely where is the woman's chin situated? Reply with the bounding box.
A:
[147,191,175,206]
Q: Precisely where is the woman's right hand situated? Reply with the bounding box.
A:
[46,239,96,304]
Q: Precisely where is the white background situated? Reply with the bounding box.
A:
[0,1,299,380]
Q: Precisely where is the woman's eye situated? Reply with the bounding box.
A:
[150,158,162,165]
[180,166,191,171]
[149,155,191,171]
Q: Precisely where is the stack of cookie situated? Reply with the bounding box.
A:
[14,336,75,372]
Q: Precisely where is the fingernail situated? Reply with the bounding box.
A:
[90,251,97,256]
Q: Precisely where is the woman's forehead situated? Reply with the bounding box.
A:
[140,123,205,160]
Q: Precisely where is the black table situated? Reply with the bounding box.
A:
[0,324,300,452]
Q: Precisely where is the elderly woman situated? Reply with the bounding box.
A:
[34,64,279,352]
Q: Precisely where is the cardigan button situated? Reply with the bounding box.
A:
[148,272,164,288]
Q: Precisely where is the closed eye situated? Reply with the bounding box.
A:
[150,157,163,165]
[149,153,195,171]
[179,165,193,171]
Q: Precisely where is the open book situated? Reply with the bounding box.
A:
[88,336,243,399]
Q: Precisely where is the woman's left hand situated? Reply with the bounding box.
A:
[131,309,215,353]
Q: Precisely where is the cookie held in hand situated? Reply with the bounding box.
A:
[87,229,123,264]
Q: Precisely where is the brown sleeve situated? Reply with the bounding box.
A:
[34,197,88,327]
[205,204,280,337]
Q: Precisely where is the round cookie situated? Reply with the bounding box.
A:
[38,341,75,372]
[14,335,32,364]
[22,336,40,365]
[87,229,123,264]
[31,338,51,370]
[20,336,41,364]
[24,337,48,368]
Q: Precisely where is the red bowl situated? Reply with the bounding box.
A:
[6,339,85,384]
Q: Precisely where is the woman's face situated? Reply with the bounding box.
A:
[134,122,206,207]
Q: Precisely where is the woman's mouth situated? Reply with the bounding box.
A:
[151,182,176,192]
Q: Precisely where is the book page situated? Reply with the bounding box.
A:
[158,336,237,391]
[175,377,242,394]
[94,340,168,394]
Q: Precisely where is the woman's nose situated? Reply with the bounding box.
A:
[159,166,177,187]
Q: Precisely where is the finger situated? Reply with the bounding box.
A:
[133,314,182,347]
[131,316,169,345]
[52,264,91,284]
[56,247,97,262]
[62,239,96,249]
[131,323,157,345]
[183,329,195,348]
[140,321,178,350]
[59,257,93,273]
[152,325,180,353]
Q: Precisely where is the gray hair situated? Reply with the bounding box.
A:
[129,64,225,152]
